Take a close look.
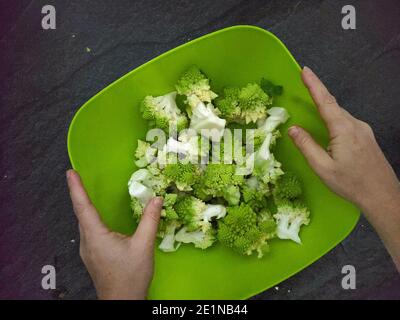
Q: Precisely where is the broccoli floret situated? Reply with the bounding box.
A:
[163,162,201,191]
[160,193,179,220]
[241,183,268,211]
[158,220,181,252]
[131,197,144,222]
[258,209,277,238]
[273,172,303,200]
[175,66,217,103]
[193,164,244,205]
[215,84,272,124]
[189,100,226,141]
[238,83,272,124]
[175,227,215,249]
[175,196,208,232]
[273,199,310,244]
[141,91,188,133]
[217,204,271,258]
[134,140,157,168]
[215,87,242,123]
[252,132,284,184]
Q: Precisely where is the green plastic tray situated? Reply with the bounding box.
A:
[67,25,359,299]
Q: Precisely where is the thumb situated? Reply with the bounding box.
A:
[132,197,163,247]
[288,126,333,175]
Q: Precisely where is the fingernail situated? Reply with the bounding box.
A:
[288,126,300,138]
[153,197,163,206]
[66,170,72,179]
[303,66,313,75]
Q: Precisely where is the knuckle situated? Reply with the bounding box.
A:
[336,120,355,134]
[324,93,337,105]
[144,209,160,223]
[358,120,373,135]
[296,133,310,148]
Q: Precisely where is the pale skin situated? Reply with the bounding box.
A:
[67,66,400,300]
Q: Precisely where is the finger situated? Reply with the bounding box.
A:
[66,169,107,232]
[133,197,163,246]
[302,66,343,124]
[288,126,334,175]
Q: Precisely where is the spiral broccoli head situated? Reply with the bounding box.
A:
[215,84,272,124]
[215,87,242,123]
[273,172,303,199]
[193,164,244,205]
[175,66,217,103]
[163,162,201,191]
[217,204,269,257]
[238,83,272,124]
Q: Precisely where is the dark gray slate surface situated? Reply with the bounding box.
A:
[0,0,399,299]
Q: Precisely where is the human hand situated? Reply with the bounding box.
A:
[288,67,400,269]
[66,169,163,300]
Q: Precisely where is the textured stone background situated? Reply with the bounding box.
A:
[0,0,399,299]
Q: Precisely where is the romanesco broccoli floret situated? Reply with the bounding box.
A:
[273,172,303,200]
[174,196,208,232]
[175,227,215,249]
[141,91,188,133]
[193,164,244,205]
[215,87,242,123]
[134,140,157,168]
[175,66,217,103]
[273,199,310,244]
[215,84,272,124]
[217,204,270,258]
[238,83,272,124]
[160,193,179,220]
[163,162,201,191]
[241,183,268,211]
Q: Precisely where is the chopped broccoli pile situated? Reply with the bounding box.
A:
[128,66,311,258]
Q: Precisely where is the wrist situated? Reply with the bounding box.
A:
[97,287,147,300]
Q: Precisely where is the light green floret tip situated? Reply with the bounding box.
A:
[160,193,179,220]
[163,162,201,191]
[193,163,244,205]
[141,91,188,133]
[175,66,217,103]
[134,140,157,168]
[217,204,272,258]
[273,198,310,244]
[131,197,144,222]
